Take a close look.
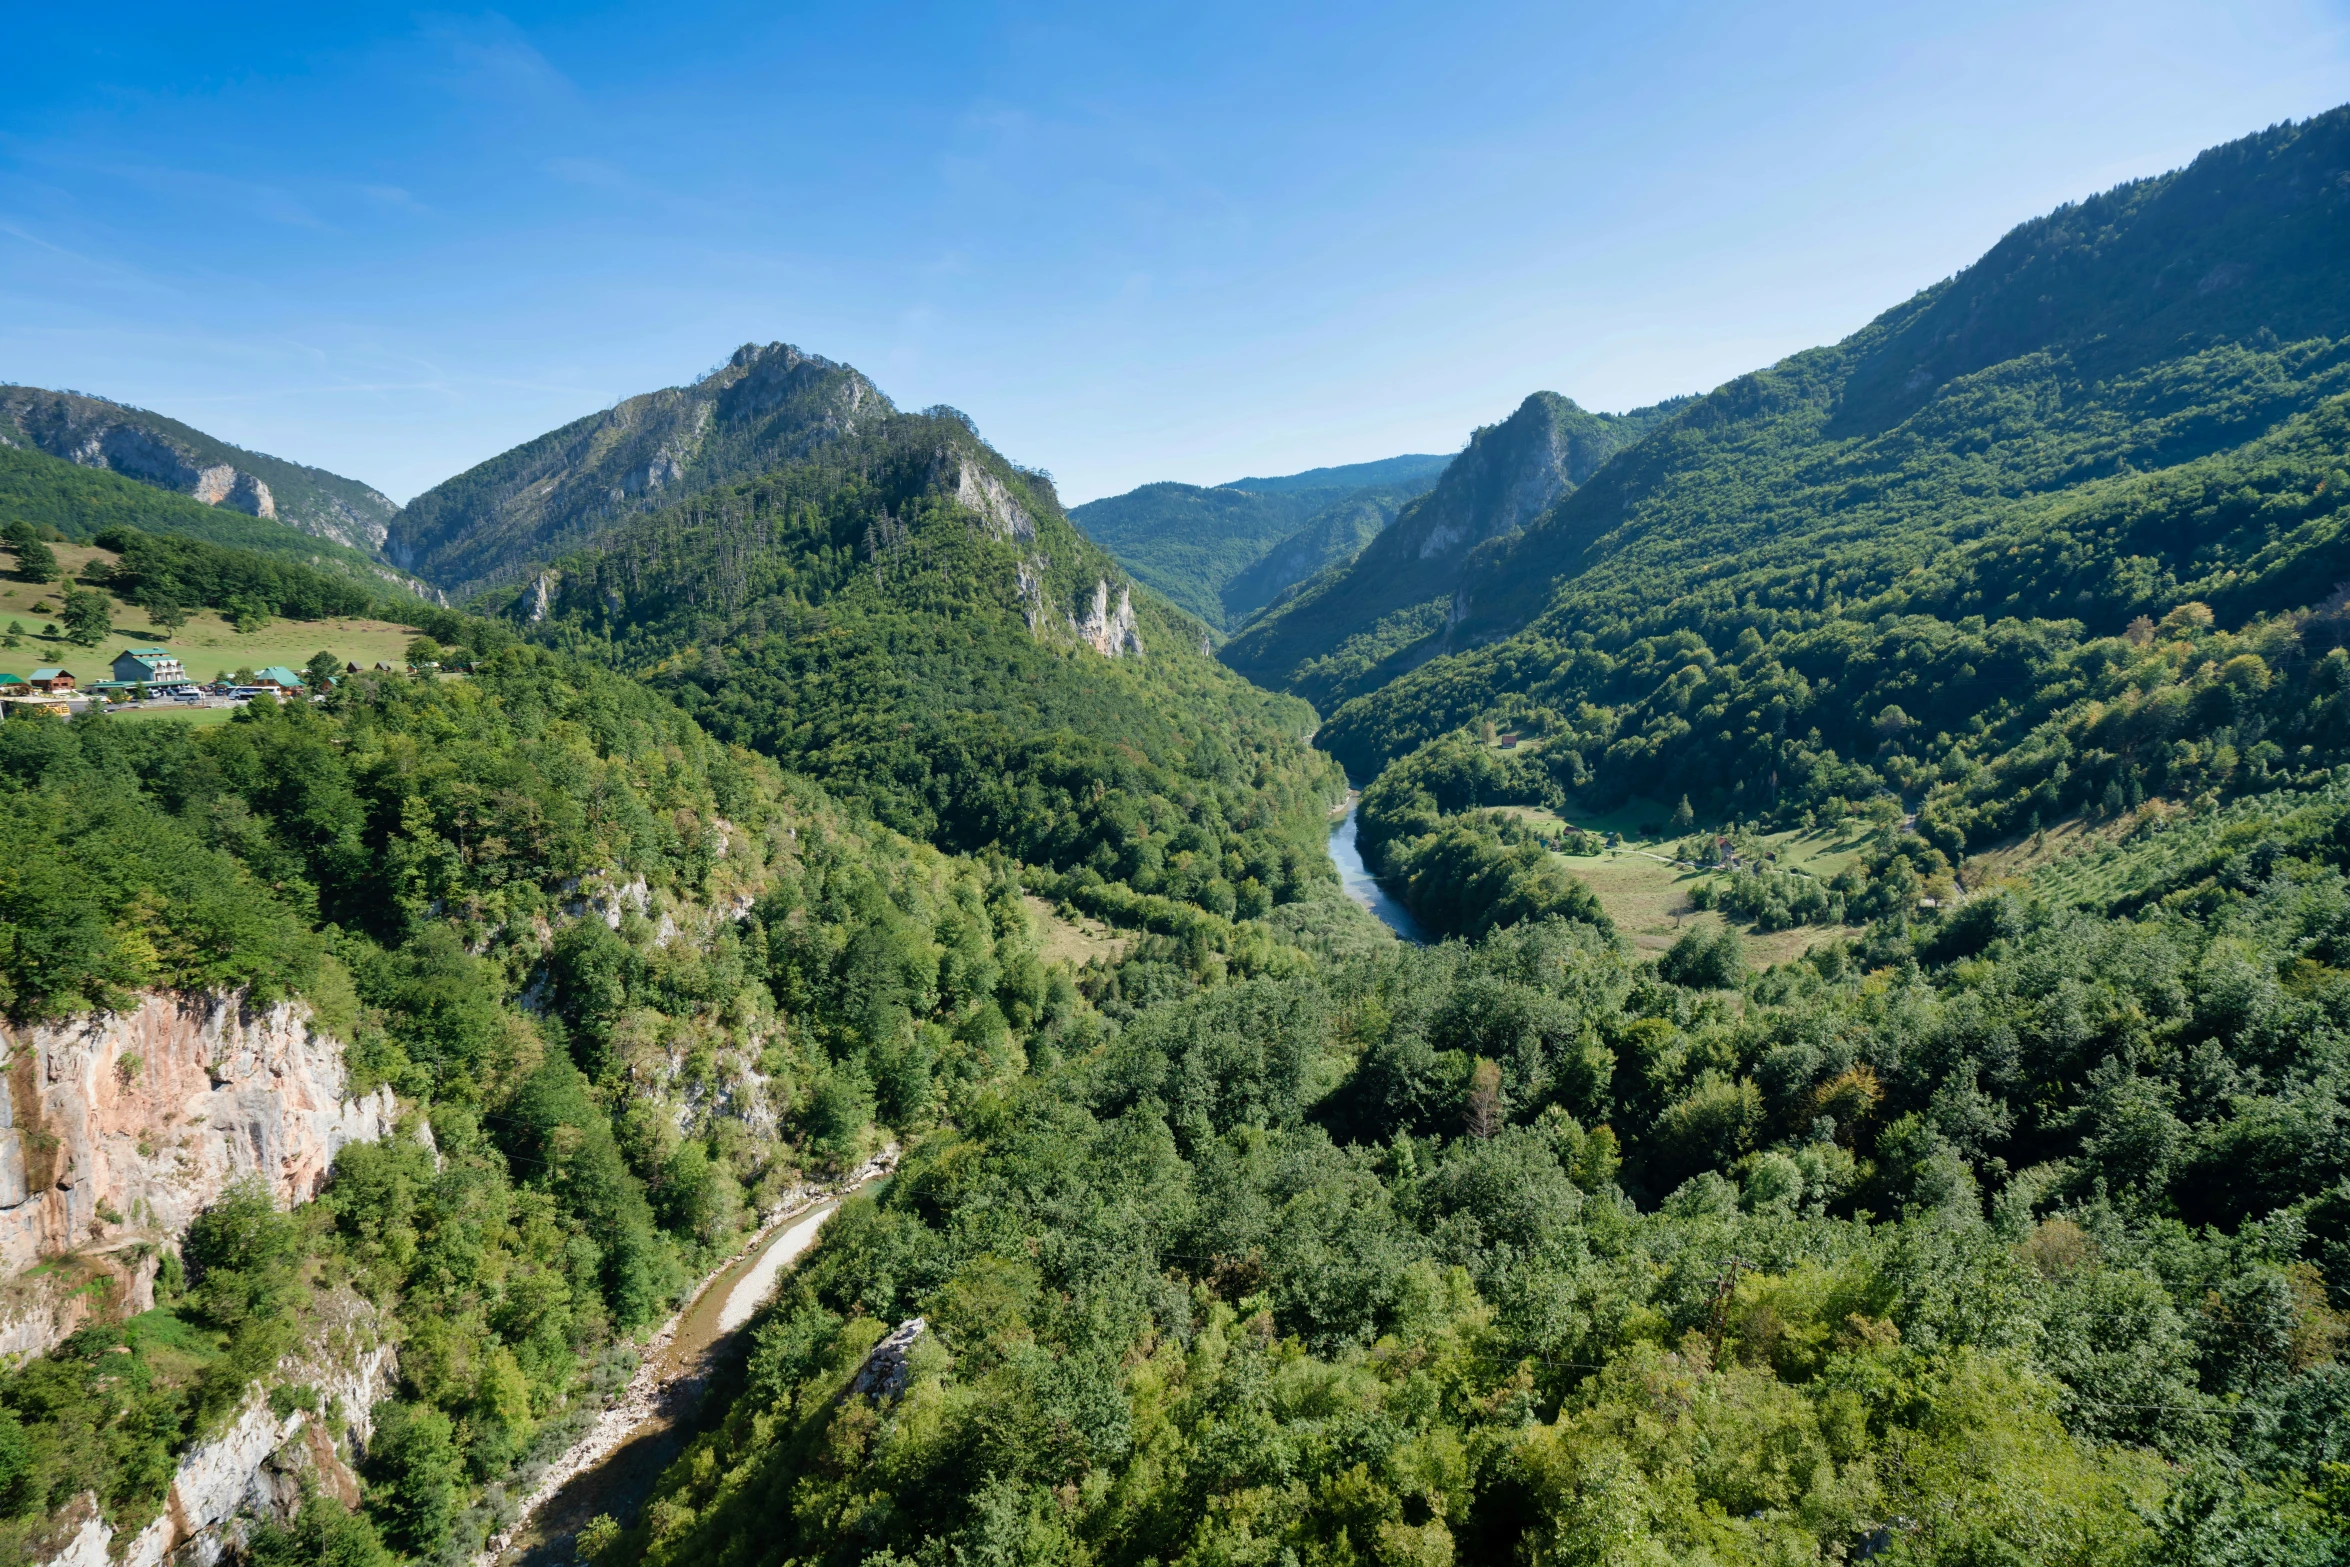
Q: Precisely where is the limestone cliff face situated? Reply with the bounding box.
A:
[189,464,277,520]
[0,993,398,1358]
[1073,579,1143,658]
[953,459,1038,543]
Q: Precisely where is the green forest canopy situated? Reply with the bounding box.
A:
[5,106,2350,1567]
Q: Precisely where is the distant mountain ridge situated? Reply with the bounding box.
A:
[1217,453,1450,495]
[1218,486,1406,626]
[388,342,890,595]
[0,385,398,554]
[1071,453,1450,631]
[1220,391,1688,708]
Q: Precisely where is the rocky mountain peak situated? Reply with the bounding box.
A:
[1401,391,1621,562]
[388,338,896,592]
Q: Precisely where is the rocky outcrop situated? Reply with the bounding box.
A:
[848,1316,928,1401]
[1402,391,1611,565]
[954,461,1037,543]
[1074,579,1143,658]
[562,872,652,930]
[188,465,276,519]
[0,993,398,1358]
[1015,556,1051,633]
[40,1287,397,1567]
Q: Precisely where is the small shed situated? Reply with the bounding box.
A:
[29,667,74,693]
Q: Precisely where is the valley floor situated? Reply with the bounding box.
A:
[1493,800,1873,963]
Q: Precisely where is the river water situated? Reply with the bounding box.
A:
[489,1175,884,1567]
[1329,801,1428,944]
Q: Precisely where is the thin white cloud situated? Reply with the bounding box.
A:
[359,184,429,212]
[416,11,578,106]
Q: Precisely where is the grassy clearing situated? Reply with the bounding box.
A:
[0,541,427,681]
[1487,797,1871,963]
[1545,846,1857,965]
[101,704,241,727]
[1549,847,1707,954]
[1023,894,1130,968]
[1763,822,1875,878]
[1963,812,2140,890]
[1487,799,1871,966]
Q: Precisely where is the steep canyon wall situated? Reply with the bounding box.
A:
[0,992,398,1359]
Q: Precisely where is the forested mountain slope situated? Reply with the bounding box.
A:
[388,343,891,595]
[10,626,2348,1567]
[1070,452,1446,631]
[1222,391,1684,710]
[0,648,1091,1566]
[1322,107,2350,825]
[508,402,1351,951]
[7,104,2350,1567]
[1217,481,1423,624]
[0,440,431,597]
[599,794,2350,1567]
[0,385,399,554]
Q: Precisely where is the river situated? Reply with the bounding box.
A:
[483,1161,891,1567]
[1329,799,1428,944]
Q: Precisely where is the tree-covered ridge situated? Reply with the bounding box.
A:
[0,442,427,596]
[1323,110,2350,809]
[389,343,890,596]
[1222,393,1687,712]
[82,525,381,625]
[1318,390,2350,865]
[1070,457,1445,632]
[604,852,2350,1567]
[1458,108,2350,649]
[1220,454,1453,496]
[0,651,1091,1565]
[513,408,1348,939]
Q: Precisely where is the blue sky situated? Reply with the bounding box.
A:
[3,2,2347,506]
